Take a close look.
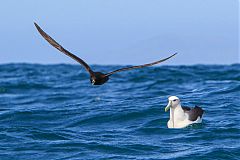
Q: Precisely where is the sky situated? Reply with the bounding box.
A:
[0,0,239,65]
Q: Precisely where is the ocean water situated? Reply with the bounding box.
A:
[0,63,239,160]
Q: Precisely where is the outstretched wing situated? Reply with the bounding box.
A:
[104,53,177,76]
[34,22,95,78]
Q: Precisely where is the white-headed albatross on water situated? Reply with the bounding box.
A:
[165,96,204,128]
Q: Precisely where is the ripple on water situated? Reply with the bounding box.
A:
[0,64,239,159]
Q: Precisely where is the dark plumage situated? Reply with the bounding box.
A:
[34,22,177,85]
[182,106,204,121]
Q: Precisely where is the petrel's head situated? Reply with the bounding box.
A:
[165,96,180,112]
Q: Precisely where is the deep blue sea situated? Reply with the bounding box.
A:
[0,64,239,160]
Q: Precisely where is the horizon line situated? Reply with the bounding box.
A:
[0,62,239,66]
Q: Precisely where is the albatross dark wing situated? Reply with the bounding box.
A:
[182,106,191,111]
[104,53,177,76]
[184,106,204,121]
[34,22,95,78]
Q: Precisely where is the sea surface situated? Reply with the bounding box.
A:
[0,64,239,160]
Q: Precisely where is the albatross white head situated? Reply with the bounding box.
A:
[164,96,190,128]
[165,96,180,112]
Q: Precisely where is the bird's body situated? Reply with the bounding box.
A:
[165,96,204,128]
[91,72,109,85]
[34,22,177,85]
[167,105,203,128]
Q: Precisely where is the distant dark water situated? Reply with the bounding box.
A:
[0,63,239,160]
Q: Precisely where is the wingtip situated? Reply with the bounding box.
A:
[167,52,178,59]
[34,22,39,28]
[34,22,43,33]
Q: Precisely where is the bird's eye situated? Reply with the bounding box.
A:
[173,99,177,102]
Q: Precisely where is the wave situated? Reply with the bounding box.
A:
[0,63,239,159]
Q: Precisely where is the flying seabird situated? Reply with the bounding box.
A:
[165,96,204,128]
[34,22,177,85]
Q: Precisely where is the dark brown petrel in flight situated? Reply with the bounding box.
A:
[34,22,177,85]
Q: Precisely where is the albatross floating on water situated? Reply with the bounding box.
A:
[165,96,204,128]
[34,22,177,85]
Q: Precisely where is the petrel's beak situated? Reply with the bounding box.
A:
[91,79,95,85]
[165,101,172,112]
